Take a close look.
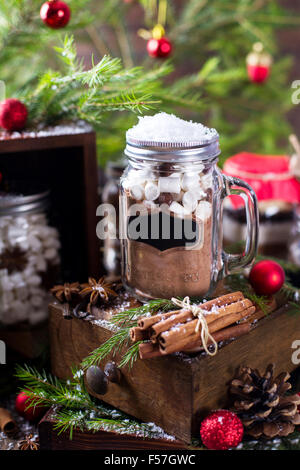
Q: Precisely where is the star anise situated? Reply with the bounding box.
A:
[51,282,81,303]
[19,434,39,451]
[80,277,117,305]
[0,247,27,274]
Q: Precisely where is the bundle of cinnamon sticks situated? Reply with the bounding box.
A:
[130,291,274,360]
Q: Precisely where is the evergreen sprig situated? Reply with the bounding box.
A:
[20,35,170,128]
[81,298,175,370]
[225,273,270,314]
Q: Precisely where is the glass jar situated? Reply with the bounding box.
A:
[223,153,300,258]
[102,161,126,277]
[0,186,61,326]
[120,130,259,300]
[289,206,300,268]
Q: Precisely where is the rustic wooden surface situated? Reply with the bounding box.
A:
[49,301,300,443]
[0,321,48,358]
[38,407,187,450]
[0,127,100,280]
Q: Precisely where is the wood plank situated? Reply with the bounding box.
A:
[38,408,187,450]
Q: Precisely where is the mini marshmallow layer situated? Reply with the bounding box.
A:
[123,168,212,220]
[0,213,60,325]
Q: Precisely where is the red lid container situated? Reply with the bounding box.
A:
[223,152,300,209]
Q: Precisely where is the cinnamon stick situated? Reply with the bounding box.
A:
[139,342,163,359]
[150,309,193,340]
[137,310,182,330]
[159,305,255,355]
[0,408,18,436]
[244,297,277,325]
[183,322,251,353]
[130,327,150,342]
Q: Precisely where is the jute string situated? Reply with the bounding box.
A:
[171,297,218,356]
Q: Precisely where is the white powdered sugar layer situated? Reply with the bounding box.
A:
[126,112,218,144]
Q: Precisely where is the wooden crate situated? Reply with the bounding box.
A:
[0,124,100,281]
[38,407,187,450]
[49,301,300,443]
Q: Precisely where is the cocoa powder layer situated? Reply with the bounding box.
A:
[124,217,212,299]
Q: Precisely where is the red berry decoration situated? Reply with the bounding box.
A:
[200,410,244,450]
[40,1,71,29]
[246,42,272,84]
[247,64,270,84]
[147,37,172,58]
[0,98,28,132]
[15,391,47,422]
[249,260,285,296]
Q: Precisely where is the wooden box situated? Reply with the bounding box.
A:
[0,124,100,281]
[49,301,300,443]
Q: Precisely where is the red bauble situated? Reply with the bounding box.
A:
[200,410,244,450]
[246,43,272,84]
[15,391,46,422]
[147,37,172,58]
[249,260,285,296]
[40,1,71,29]
[247,64,270,84]
[0,98,28,132]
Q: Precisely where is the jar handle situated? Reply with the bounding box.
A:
[222,175,259,273]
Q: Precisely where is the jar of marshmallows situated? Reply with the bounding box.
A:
[0,183,61,326]
[120,113,258,300]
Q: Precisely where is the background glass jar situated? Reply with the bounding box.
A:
[102,161,126,278]
[0,185,61,326]
[223,153,300,259]
[120,136,259,300]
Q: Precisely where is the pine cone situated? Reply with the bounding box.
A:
[229,364,300,438]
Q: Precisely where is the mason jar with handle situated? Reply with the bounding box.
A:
[119,114,259,300]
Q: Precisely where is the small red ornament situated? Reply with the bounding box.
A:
[249,260,285,296]
[15,391,47,422]
[246,42,272,84]
[147,37,172,58]
[0,98,28,132]
[200,410,243,450]
[40,1,71,29]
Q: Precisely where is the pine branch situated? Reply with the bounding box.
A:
[81,298,175,370]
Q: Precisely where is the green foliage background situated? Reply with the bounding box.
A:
[0,0,299,166]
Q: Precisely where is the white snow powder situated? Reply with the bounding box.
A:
[126,112,218,145]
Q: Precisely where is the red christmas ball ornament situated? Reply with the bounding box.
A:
[249,260,285,296]
[40,1,71,29]
[200,410,243,450]
[0,98,28,132]
[15,391,47,422]
[246,42,272,84]
[147,37,172,58]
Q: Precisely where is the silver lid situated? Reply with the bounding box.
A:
[125,133,220,163]
[0,189,50,216]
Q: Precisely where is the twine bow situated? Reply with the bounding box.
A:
[171,297,218,356]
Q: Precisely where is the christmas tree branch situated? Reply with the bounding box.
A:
[15,364,175,440]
